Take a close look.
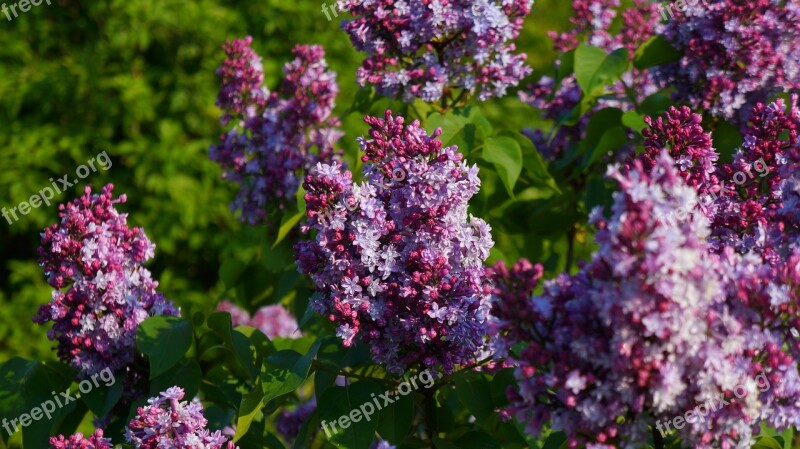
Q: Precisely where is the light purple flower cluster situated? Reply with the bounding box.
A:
[49,430,112,449]
[657,0,800,124]
[125,386,238,449]
[372,441,396,449]
[34,184,178,377]
[295,110,494,374]
[519,0,661,159]
[211,38,343,224]
[216,300,300,339]
[497,153,800,448]
[337,0,533,103]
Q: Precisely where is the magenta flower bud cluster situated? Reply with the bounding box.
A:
[295,110,494,374]
[211,38,343,224]
[337,0,533,103]
[638,106,721,196]
[657,0,800,124]
[49,430,112,449]
[216,300,300,339]
[124,386,238,449]
[34,184,178,377]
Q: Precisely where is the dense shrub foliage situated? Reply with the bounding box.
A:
[1,1,799,449]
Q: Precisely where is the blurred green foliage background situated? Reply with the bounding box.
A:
[0,0,574,364]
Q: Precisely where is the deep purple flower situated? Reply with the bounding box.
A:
[49,430,112,449]
[710,96,799,255]
[34,185,178,377]
[295,110,494,374]
[125,386,238,449]
[637,106,721,195]
[338,0,533,103]
[656,0,800,124]
[275,398,316,442]
[211,39,343,224]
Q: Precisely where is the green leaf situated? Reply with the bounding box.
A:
[483,136,523,198]
[376,393,413,442]
[622,110,647,134]
[454,431,500,449]
[574,45,629,95]
[234,383,265,442]
[136,316,193,379]
[581,126,627,170]
[542,431,568,449]
[262,341,320,404]
[274,209,305,248]
[318,381,384,449]
[454,374,494,421]
[149,359,202,400]
[634,35,682,70]
[754,436,784,449]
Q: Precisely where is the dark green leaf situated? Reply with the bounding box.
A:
[318,382,384,449]
[136,316,193,379]
[634,35,682,70]
[483,136,523,198]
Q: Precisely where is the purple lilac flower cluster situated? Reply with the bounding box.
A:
[295,110,494,374]
[275,398,317,442]
[498,152,800,448]
[49,430,112,449]
[519,0,660,159]
[657,0,800,125]
[337,0,533,103]
[485,259,543,357]
[211,37,343,224]
[125,387,238,449]
[711,96,800,256]
[33,185,178,377]
[216,300,300,339]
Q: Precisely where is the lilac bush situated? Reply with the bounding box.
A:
[657,0,800,125]
[211,38,343,224]
[519,0,661,159]
[338,0,533,104]
[295,110,494,374]
[33,184,178,377]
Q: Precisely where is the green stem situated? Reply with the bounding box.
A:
[311,360,396,386]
